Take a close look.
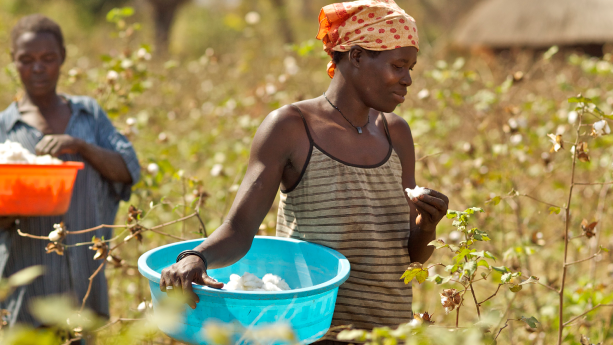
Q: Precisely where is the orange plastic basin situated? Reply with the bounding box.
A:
[0,162,84,216]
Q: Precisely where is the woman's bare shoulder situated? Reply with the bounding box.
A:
[382,112,412,140]
[258,104,307,134]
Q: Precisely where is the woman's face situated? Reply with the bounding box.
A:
[12,32,64,97]
[352,46,417,113]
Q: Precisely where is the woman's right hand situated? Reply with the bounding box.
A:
[160,255,224,309]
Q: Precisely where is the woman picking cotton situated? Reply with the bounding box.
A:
[161,0,448,339]
[0,15,140,327]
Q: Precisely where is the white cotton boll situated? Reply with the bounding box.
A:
[568,111,578,124]
[0,140,62,165]
[244,11,261,25]
[224,280,242,291]
[263,282,282,291]
[593,120,611,136]
[262,273,280,285]
[262,274,290,290]
[405,186,430,199]
[417,89,430,99]
[240,272,264,290]
[48,230,62,242]
[137,301,147,312]
[147,163,159,175]
[409,318,422,327]
[106,70,119,83]
[224,273,291,291]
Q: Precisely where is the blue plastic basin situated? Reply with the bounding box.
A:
[138,236,351,344]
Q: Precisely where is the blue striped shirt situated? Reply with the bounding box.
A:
[0,95,140,326]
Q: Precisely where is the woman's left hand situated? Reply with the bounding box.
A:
[411,189,449,232]
[35,135,82,157]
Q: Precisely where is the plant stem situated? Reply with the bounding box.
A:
[182,177,187,237]
[494,319,519,341]
[558,105,583,345]
[536,281,558,293]
[518,193,561,209]
[455,305,460,328]
[81,261,106,312]
[478,284,502,305]
[565,252,601,266]
[563,304,613,327]
[464,266,481,318]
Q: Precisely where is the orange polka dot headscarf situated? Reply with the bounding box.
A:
[316,0,419,78]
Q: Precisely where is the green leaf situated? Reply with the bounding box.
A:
[600,245,610,253]
[446,210,458,219]
[456,248,474,262]
[492,266,510,273]
[428,239,448,249]
[337,329,368,342]
[8,266,45,287]
[415,269,429,284]
[463,261,477,277]
[120,7,135,17]
[509,284,523,293]
[401,263,428,284]
[520,276,540,285]
[477,260,490,269]
[543,45,559,60]
[486,196,501,206]
[473,229,491,242]
[549,206,561,215]
[568,95,593,104]
[372,327,391,338]
[520,316,540,329]
[428,274,452,285]
[470,251,497,261]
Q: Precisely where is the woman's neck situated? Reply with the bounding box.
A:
[19,91,62,112]
[324,75,371,126]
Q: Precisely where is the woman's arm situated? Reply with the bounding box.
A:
[386,113,449,264]
[35,134,132,183]
[159,107,306,308]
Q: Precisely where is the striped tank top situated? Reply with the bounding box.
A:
[276,106,413,330]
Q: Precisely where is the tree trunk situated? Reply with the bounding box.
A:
[270,0,294,44]
[147,0,189,55]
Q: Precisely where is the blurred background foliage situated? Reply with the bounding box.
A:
[0,0,613,344]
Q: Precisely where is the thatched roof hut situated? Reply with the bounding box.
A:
[453,0,613,53]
